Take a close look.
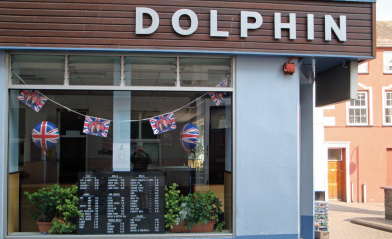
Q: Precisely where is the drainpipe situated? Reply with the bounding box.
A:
[363,182,367,203]
[351,182,354,203]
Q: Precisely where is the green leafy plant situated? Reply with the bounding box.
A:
[49,185,82,234]
[24,184,82,234]
[164,183,189,229]
[164,183,225,232]
[183,191,223,230]
[189,143,204,161]
[24,184,61,222]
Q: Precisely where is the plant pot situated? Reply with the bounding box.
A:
[37,222,53,234]
[191,221,215,233]
[171,222,190,233]
[171,221,215,233]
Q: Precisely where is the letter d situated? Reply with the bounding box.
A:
[136,7,159,34]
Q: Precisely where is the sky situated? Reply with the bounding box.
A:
[377,0,392,21]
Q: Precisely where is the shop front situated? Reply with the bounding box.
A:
[0,1,375,239]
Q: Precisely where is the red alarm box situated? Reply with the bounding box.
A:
[283,62,295,75]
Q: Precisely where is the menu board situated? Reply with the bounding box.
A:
[77,171,164,234]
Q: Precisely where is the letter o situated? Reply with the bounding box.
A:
[172,9,198,35]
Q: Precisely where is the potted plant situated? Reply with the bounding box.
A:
[164,183,225,233]
[24,184,81,234]
[49,184,82,234]
[24,185,61,234]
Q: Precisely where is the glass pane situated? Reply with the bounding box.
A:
[355,109,360,116]
[387,108,392,116]
[349,116,355,123]
[361,109,367,116]
[387,116,391,123]
[358,62,368,73]
[387,93,391,100]
[180,58,231,87]
[11,55,65,85]
[361,116,367,123]
[131,113,139,139]
[124,57,176,86]
[349,99,355,106]
[68,56,121,85]
[8,90,233,235]
[349,109,354,117]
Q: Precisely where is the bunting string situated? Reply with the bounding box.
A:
[12,71,228,123]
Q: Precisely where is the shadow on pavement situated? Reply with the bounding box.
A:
[329,203,384,216]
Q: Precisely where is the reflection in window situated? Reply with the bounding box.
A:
[8,90,232,235]
[11,54,65,85]
[348,92,368,124]
[180,58,231,87]
[68,56,121,85]
[125,57,176,86]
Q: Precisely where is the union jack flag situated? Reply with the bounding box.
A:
[208,75,231,106]
[149,112,176,135]
[18,90,47,112]
[83,116,110,137]
[31,121,59,150]
[216,74,230,88]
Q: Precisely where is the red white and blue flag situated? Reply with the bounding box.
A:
[18,90,47,112]
[83,116,110,137]
[31,121,59,150]
[180,123,199,152]
[216,74,230,88]
[149,112,176,135]
[209,75,231,106]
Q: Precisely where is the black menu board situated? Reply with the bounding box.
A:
[77,171,165,234]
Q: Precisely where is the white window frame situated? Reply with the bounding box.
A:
[346,84,373,126]
[358,62,368,74]
[4,52,236,238]
[8,52,235,92]
[384,51,392,73]
[382,84,392,126]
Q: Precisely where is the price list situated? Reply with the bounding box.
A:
[77,171,164,235]
[78,175,100,231]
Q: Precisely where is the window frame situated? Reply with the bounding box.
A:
[9,52,234,92]
[346,91,369,126]
[384,51,392,74]
[4,52,236,238]
[382,84,392,126]
[358,62,369,74]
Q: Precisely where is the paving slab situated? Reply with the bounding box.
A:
[328,201,392,239]
[351,217,392,233]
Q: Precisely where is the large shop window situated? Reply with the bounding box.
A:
[7,54,233,236]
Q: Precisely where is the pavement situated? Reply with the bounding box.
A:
[328,201,392,239]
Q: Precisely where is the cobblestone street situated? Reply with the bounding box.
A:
[329,201,392,239]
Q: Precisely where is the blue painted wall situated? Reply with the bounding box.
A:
[235,56,300,238]
[300,82,315,239]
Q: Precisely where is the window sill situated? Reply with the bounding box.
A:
[358,72,369,75]
[7,231,234,238]
[346,125,373,127]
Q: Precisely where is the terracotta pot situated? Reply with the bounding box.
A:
[171,221,215,233]
[171,222,190,233]
[191,221,215,233]
[37,222,53,234]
